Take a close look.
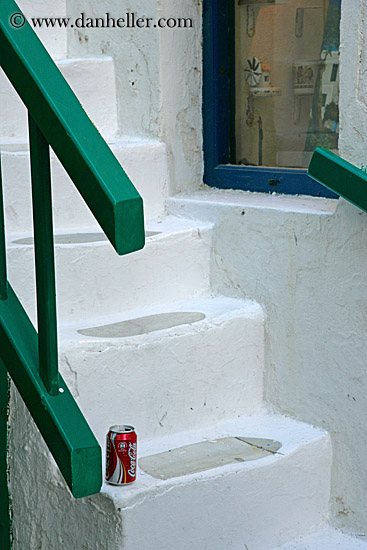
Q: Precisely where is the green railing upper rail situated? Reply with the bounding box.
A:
[308,147,367,214]
[0,0,145,500]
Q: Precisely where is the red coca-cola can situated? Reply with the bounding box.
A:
[105,425,137,485]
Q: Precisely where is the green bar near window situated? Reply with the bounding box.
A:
[308,147,367,214]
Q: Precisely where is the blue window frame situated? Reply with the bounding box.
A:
[202,0,339,199]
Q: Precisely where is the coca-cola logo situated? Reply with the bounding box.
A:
[128,442,137,477]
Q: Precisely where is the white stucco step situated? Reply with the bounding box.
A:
[7,217,212,323]
[274,527,367,549]
[16,0,68,59]
[9,398,332,549]
[58,295,264,441]
[1,137,169,233]
[0,56,118,140]
[101,415,331,550]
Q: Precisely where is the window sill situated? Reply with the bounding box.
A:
[168,186,338,217]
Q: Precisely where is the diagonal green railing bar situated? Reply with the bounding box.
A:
[308,147,367,213]
[0,284,101,499]
[0,156,7,301]
[0,0,145,255]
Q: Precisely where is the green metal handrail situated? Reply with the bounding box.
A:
[0,0,145,513]
[0,157,7,302]
[308,147,367,213]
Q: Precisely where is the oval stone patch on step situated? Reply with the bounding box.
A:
[77,311,206,338]
[139,437,282,480]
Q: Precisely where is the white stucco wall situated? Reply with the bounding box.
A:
[168,190,367,535]
[18,0,203,192]
[157,0,203,193]
[339,0,367,166]
[64,0,203,193]
[8,388,124,550]
[168,0,367,535]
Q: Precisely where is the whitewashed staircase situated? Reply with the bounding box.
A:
[2,2,367,549]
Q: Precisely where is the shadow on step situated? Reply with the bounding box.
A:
[13,230,160,246]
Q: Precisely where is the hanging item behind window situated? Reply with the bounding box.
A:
[235,0,341,169]
[293,61,319,95]
[245,57,281,97]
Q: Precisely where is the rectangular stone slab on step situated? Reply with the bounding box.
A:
[139,437,282,480]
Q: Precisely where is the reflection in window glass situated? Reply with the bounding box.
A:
[235,0,341,169]
[330,63,338,82]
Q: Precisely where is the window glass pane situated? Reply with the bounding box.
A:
[330,63,338,82]
[235,0,341,169]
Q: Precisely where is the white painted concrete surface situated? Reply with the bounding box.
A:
[9,394,332,550]
[9,386,124,550]
[4,0,367,544]
[6,217,212,323]
[64,0,203,192]
[276,527,367,550]
[16,0,68,59]
[0,57,118,141]
[57,57,119,139]
[167,190,367,535]
[58,296,264,441]
[1,137,169,234]
[0,70,28,143]
[111,416,331,550]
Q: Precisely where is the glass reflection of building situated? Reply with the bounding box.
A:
[235,0,341,169]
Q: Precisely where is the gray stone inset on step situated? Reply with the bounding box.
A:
[12,231,160,246]
[77,311,206,338]
[139,437,282,480]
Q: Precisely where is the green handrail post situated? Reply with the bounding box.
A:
[0,155,8,301]
[308,147,367,213]
[28,115,59,396]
